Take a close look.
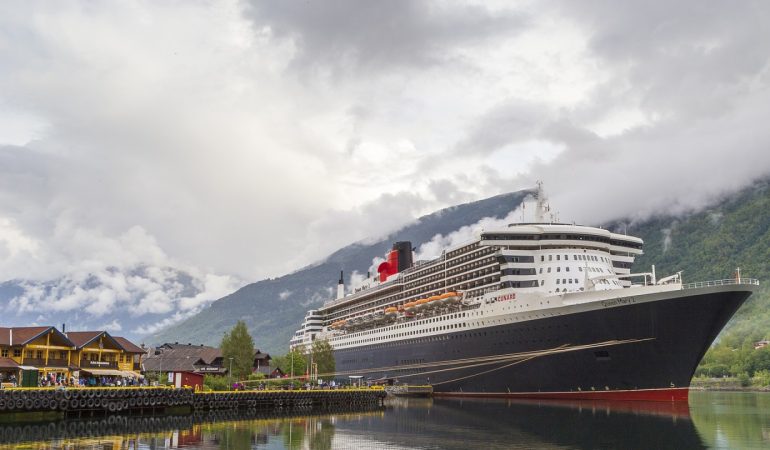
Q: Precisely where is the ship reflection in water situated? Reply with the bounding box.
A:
[2,392,769,449]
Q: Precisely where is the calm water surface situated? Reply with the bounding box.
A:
[1,391,769,449]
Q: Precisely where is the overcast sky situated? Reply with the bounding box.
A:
[2,1,770,332]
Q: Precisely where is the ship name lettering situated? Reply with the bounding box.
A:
[601,297,636,308]
[497,293,516,302]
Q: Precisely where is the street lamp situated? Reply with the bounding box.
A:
[228,357,233,390]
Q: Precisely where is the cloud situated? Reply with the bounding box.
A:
[243,0,527,75]
[414,206,525,261]
[1,0,770,340]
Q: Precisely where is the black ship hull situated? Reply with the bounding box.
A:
[333,287,751,401]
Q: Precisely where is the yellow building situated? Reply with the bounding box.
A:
[0,327,144,384]
[66,331,143,381]
[0,326,76,381]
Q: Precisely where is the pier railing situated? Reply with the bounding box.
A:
[682,278,759,290]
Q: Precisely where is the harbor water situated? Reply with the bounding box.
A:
[1,391,769,449]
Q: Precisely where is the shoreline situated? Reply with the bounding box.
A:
[690,378,770,392]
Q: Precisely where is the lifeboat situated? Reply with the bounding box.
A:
[384,307,398,319]
[427,295,441,308]
[415,298,430,311]
[445,291,461,305]
[404,301,417,313]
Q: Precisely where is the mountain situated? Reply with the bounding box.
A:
[622,181,770,345]
[150,190,533,351]
[155,180,770,356]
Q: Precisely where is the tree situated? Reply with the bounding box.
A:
[310,339,335,378]
[273,349,307,378]
[220,320,255,380]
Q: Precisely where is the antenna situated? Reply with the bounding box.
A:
[535,181,548,223]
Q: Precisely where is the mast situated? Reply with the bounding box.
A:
[534,181,550,223]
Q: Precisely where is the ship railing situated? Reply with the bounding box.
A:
[681,278,759,290]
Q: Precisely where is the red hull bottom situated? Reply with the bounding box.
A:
[433,387,689,402]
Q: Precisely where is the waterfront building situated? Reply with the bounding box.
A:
[142,343,274,380]
[0,327,144,385]
[113,336,145,374]
[0,326,76,382]
[142,343,226,380]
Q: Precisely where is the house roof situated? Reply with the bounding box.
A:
[254,350,271,360]
[113,336,145,354]
[65,331,121,350]
[0,327,65,346]
[142,345,223,372]
[0,357,20,369]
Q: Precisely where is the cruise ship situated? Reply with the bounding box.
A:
[290,186,758,401]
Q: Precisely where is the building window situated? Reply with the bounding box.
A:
[36,350,43,359]
[59,351,66,359]
[13,349,21,357]
[557,255,560,261]
[1,349,7,358]
[557,267,561,272]
[566,267,570,272]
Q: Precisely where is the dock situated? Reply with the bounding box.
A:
[384,385,433,397]
[0,387,386,416]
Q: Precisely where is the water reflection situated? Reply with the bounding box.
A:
[689,391,770,449]
[1,392,769,449]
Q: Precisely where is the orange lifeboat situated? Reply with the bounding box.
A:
[384,307,398,319]
[404,301,417,313]
[415,298,430,311]
[445,291,461,304]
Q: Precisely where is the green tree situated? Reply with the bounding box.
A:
[220,320,255,380]
[274,349,307,378]
[310,339,335,378]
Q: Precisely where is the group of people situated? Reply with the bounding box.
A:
[74,375,142,387]
[0,373,18,387]
[34,373,142,387]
